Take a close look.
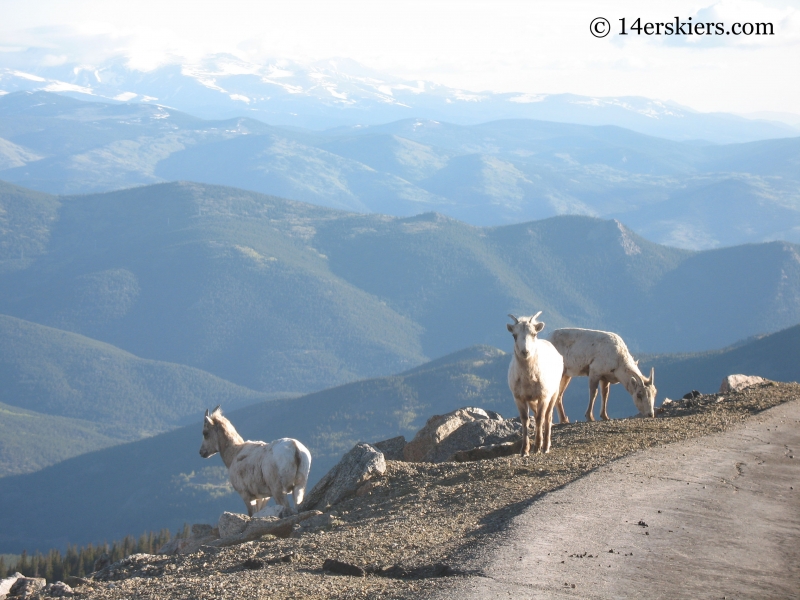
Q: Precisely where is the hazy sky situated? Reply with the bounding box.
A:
[1,0,799,115]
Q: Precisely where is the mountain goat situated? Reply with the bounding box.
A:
[507,313,564,455]
[549,328,656,422]
[199,406,312,516]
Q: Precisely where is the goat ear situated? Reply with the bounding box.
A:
[534,321,545,333]
[630,376,641,389]
[507,323,514,332]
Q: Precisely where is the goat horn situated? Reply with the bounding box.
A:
[204,409,209,417]
[212,405,221,414]
[507,314,519,323]
[532,311,542,321]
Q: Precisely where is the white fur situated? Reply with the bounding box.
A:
[549,328,656,422]
[507,313,564,455]
[199,407,312,516]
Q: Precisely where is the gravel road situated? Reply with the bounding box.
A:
[434,398,800,599]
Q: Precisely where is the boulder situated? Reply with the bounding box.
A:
[7,577,45,599]
[402,407,517,463]
[0,573,23,600]
[302,443,386,510]
[720,374,765,393]
[403,407,502,462]
[208,511,321,546]
[252,504,288,519]
[218,512,249,538]
[43,581,73,597]
[372,436,406,461]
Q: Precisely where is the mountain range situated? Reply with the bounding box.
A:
[3,179,799,395]
[1,56,797,143]
[1,176,799,483]
[1,92,799,250]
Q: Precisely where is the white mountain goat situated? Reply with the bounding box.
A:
[199,406,311,516]
[549,328,656,422]
[507,313,564,455]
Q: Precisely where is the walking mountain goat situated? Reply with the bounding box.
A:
[199,406,312,516]
[507,313,564,455]
[549,328,656,422]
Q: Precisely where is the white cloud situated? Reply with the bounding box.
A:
[0,0,797,114]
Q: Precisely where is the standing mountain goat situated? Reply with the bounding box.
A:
[549,328,656,422]
[507,313,564,455]
[199,406,311,516]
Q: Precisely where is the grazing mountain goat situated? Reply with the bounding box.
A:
[199,406,311,516]
[549,328,656,422]
[507,313,564,456]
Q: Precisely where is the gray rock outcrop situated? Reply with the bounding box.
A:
[403,407,515,463]
[0,573,23,600]
[302,443,386,510]
[7,577,45,599]
[43,581,74,597]
[218,512,249,538]
[372,436,406,461]
[720,374,765,393]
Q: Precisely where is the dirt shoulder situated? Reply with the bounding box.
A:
[77,382,799,599]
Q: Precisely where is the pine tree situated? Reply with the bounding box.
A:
[18,550,28,576]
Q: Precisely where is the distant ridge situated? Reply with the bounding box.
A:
[2,180,799,400]
[0,314,274,476]
[1,57,797,142]
[2,92,799,249]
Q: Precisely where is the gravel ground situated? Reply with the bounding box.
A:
[68,382,798,600]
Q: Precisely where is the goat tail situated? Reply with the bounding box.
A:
[293,441,312,507]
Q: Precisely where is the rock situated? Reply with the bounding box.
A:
[0,573,23,600]
[8,577,45,599]
[452,439,522,462]
[720,374,765,393]
[60,577,89,589]
[372,436,406,461]
[302,443,386,510]
[218,512,249,538]
[322,558,365,577]
[252,504,288,519]
[403,407,503,462]
[682,390,702,400]
[300,512,337,530]
[208,510,321,547]
[43,581,73,597]
[426,418,520,463]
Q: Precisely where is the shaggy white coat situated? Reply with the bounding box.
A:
[507,313,564,455]
[199,407,311,516]
[549,327,656,422]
